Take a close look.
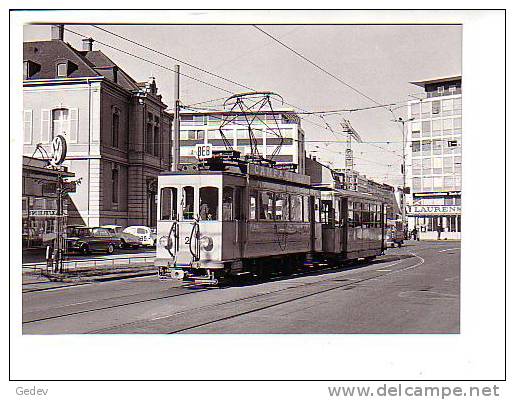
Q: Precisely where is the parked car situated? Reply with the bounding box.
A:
[101,225,141,249]
[123,225,156,247]
[385,220,405,248]
[65,226,118,255]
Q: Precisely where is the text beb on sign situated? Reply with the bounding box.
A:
[195,143,213,160]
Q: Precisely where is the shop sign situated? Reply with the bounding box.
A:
[29,209,68,217]
[407,205,461,215]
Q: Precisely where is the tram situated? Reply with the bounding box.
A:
[156,153,386,285]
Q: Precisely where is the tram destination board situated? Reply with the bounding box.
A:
[247,163,310,186]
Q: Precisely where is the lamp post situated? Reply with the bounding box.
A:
[393,117,414,232]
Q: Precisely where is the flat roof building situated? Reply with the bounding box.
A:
[179,110,306,174]
[406,75,462,239]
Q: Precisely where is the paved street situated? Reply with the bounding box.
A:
[22,241,460,334]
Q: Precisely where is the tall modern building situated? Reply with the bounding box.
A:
[179,110,306,174]
[23,25,173,228]
[406,76,462,239]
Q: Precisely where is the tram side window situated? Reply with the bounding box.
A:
[302,196,310,222]
[321,200,333,226]
[160,187,177,220]
[290,195,303,222]
[361,204,369,228]
[249,190,258,221]
[182,186,194,220]
[234,187,243,220]
[334,198,340,227]
[222,187,234,221]
[314,197,321,223]
[199,187,218,221]
[275,193,289,221]
[259,191,274,220]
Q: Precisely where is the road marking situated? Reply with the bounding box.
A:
[438,247,461,253]
[376,269,391,272]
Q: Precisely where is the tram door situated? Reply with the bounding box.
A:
[309,195,316,252]
[340,197,348,254]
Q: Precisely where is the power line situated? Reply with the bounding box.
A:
[253,25,386,108]
[64,28,235,95]
[88,25,343,133]
[69,25,411,156]
[91,25,256,92]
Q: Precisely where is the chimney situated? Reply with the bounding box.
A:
[82,38,94,51]
[51,24,64,41]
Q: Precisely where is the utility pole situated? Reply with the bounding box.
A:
[393,117,414,231]
[172,64,180,171]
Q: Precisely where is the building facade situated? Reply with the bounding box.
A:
[22,156,75,249]
[179,110,305,173]
[23,25,173,228]
[406,76,462,239]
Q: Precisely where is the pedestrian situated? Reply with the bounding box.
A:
[437,225,443,240]
[411,227,419,241]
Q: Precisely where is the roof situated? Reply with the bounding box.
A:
[410,75,462,87]
[24,40,100,79]
[23,40,140,91]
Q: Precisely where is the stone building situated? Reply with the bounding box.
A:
[23,25,173,228]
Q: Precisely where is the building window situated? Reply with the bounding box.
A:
[112,110,120,148]
[421,101,431,118]
[410,102,420,118]
[112,168,119,204]
[52,108,69,139]
[154,125,160,157]
[432,100,441,115]
[57,62,68,78]
[146,122,153,154]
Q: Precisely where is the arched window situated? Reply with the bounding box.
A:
[52,108,69,139]
[112,109,120,148]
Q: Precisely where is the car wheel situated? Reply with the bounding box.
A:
[107,244,115,254]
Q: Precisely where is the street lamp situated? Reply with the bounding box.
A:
[392,116,414,233]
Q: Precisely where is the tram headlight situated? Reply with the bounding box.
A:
[159,236,169,247]
[199,235,214,251]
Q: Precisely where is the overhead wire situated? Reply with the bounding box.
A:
[66,25,408,171]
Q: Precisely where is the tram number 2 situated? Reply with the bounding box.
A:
[184,237,190,245]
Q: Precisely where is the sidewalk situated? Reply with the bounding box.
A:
[22,262,157,292]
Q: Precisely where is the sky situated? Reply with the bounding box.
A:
[23,23,462,186]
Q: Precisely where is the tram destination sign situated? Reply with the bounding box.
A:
[248,164,310,186]
[407,205,461,215]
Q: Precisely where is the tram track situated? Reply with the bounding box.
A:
[22,251,428,333]
[88,252,425,334]
[22,255,404,325]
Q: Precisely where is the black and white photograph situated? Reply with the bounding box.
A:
[7,7,508,398]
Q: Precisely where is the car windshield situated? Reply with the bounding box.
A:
[91,228,111,237]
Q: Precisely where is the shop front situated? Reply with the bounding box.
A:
[407,203,461,240]
[22,156,74,250]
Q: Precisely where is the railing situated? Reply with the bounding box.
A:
[22,254,156,276]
